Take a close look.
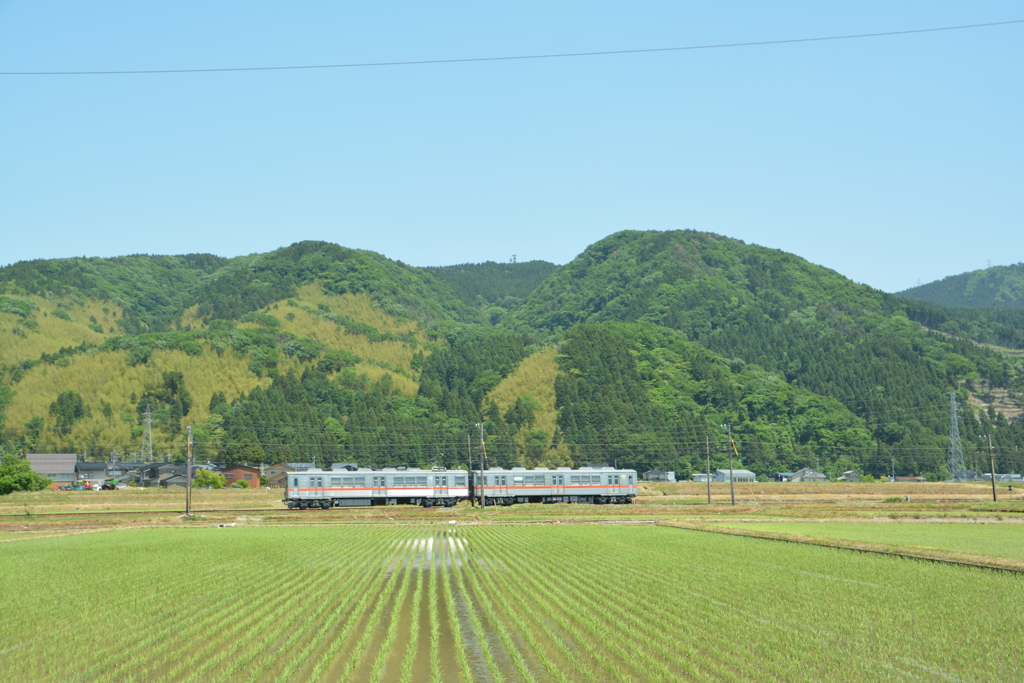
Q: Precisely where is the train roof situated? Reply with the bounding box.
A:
[300,465,635,474]
[483,466,636,472]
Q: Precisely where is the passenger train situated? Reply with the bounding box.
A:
[284,464,637,509]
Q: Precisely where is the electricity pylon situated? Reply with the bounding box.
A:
[947,393,969,481]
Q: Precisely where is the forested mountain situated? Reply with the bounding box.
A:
[2,232,1022,480]
[422,260,557,305]
[897,263,1024,309]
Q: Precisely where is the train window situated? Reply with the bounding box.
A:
[342,477,353,486]
[292,477,298,487]
[513,476,524,483]
[570,476,580,484]
[628,475,633,484]
[354,476,365,486]
[455,476,466,486]
[416,476,427,487]
[331,477,341,487]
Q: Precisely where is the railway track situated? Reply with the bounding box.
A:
[0,507,283,519]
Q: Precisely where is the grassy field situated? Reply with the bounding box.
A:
[1,524,1021,682]
[716,521,1024,560]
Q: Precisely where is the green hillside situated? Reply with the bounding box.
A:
[512,231,1024,474]
[2,233,1023,480]
[898,263,1024,309]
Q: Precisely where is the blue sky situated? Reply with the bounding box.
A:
[1,1,1021,292]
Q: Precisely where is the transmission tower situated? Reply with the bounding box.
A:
[142,405,154,463]
[947,393,968,481]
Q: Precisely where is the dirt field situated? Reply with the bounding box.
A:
[2,481,1021,540]
[639,479,1023,503]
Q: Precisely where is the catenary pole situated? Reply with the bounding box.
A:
[705,435,712,504]
[986,434,997,502]
[185,425,193,516]
[467,433,474,507]
[476,423,487,508]
[722,424,737,506]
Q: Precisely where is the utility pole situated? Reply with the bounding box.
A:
[981,435,997,502]
[185,425,193,516]
[467,433,474,507]
[476,423,487,508]
[721,424,737,506]
[705,435,712,504]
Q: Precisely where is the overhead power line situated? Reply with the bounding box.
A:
[2,19,1021,76]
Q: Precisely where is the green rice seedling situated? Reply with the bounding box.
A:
[476,526,646,682]
[108,528,373,683]
[397,553,425,683]
[211,529,383,682]
[88,548,290,682]
[193,557,361,682]
[313,528,420,683]
[448,541,505,683]
[537,528,805,680]
[304,529,424,683]
[459,547,539,683]
[440,531,473,683]
[368,542,418,683]
[428,538,442,683]
[464,535,572,683]
[305,557,403,683]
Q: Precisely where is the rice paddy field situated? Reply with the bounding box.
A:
[1,523,1022,682]
[716,520,1024,560]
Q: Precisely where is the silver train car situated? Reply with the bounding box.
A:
[284,465,470,509]
[474,465,637,505]
[284,464,637,509]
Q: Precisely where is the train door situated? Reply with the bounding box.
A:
[553,474,565,495]
[490,474,508,497]
[372,475,387,499]
[434,475,448,498]
[313,475,324,500]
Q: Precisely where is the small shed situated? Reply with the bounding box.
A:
[692,473,711,483]
[790,467,828,483]
[895,476,927,483]
[642,470,676,482]
[837,470,861,482]
[775,472,794,482]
